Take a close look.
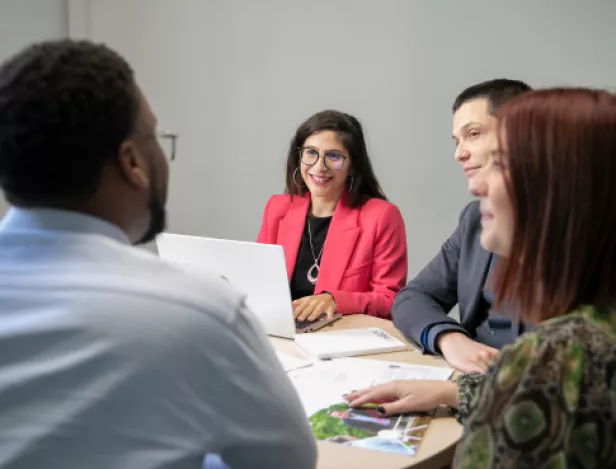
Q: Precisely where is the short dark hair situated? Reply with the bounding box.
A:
[494,88,616,323]
[452,79,532,114]
[285,110,386,207]
[0,39,139,204]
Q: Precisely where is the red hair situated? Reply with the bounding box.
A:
[494,88,616,323]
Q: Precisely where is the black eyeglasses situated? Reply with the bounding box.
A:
[158,130,178,162]
[299,146,347,171]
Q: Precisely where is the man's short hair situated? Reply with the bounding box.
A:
[452,79,532,115]
[0,39,139,204]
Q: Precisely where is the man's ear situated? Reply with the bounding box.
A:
[118,141,150,190]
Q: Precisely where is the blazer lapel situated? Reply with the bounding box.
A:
[465,248,492,328]
[316,193,360,292]
[278,194,310,281]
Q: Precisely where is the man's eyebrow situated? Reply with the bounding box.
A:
[453,121,485,138]
[461,121,484,129]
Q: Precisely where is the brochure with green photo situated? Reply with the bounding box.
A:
[309,402,432,456]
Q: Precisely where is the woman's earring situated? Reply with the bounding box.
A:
[348,175,355,191]
[293,167,306,187]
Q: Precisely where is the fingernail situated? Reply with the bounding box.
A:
[377,406,386,414]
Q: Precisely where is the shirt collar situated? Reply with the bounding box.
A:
[0,207,130,244]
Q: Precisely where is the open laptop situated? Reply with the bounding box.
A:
[155,233,340,339]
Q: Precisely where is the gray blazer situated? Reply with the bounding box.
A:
[392,201,494,352]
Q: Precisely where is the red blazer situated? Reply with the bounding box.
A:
[257,193,407,319]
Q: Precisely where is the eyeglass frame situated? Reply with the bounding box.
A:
[298,145,348,171]
[158,130,178,162]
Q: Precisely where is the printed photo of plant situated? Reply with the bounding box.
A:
[309,402,432,456]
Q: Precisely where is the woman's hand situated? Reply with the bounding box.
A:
[292,293,336,322]
[344,380,459,416]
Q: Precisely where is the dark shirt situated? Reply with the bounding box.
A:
[290,215,332,300]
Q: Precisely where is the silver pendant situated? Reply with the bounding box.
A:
[307,263,319,285]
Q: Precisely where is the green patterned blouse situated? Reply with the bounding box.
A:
[453,306,616,469]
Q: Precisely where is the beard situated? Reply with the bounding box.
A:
[135,186,167,245]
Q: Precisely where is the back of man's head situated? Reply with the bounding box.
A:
[452,79,532,115]
[0,39,139,205]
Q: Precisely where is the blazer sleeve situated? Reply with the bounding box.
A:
[326,203,408,319]
[391,203,473,352]
[256,196,274,243]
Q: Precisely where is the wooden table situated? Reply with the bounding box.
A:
[270,315,462,469]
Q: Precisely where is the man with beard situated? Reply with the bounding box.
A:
[0,40,316,469]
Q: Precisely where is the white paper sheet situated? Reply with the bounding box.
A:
[287,357,453,416]
[275,350,313,372]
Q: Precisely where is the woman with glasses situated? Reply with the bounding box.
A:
[257,110,407,322]
[345,88,616,468]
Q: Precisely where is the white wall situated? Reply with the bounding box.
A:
[65,1,616,275]
[0,0,69,216]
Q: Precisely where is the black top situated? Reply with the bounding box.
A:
[290,215,332,300]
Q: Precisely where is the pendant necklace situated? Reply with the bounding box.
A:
[306,219,324,285]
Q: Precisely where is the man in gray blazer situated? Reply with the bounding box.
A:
[392,79,531,373]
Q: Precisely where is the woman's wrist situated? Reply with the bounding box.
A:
[440,381,460,410]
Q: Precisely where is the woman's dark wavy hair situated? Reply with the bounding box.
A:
[284,110,386,207]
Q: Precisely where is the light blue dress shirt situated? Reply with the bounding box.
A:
[0,208,316,469]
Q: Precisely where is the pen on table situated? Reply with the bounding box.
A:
[341,400,381,409]
[357,402,380,409]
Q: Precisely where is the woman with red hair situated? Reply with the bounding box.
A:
[346,88,616,468]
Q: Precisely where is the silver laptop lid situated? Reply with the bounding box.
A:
[156,233,296,339]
